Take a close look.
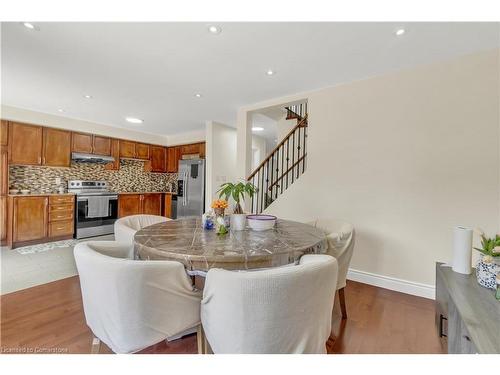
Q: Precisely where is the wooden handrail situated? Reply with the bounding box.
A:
[267,154,306,190]
[247,115,308,180]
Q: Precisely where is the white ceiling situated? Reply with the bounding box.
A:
[2,22,499,136]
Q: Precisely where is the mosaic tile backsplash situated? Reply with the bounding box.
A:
[9,160,178,194]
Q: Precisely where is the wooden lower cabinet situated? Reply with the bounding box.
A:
[118,194,142,217]
[0,196,7,244]
[163,194,172,218]
[142,193,162,215]
[9,195,75,248]
[118,193,164,218]
[12,196,48,243]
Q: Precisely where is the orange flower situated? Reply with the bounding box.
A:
[211,199,228,209]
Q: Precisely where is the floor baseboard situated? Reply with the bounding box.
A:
[347,268,435,300]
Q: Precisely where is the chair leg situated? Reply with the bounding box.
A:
[91,336,101,354]
[338,287,347,320]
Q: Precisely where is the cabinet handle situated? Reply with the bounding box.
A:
[463,335,471,342]
[439,314,448,338]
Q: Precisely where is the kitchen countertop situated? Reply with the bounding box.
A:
[118,192,176,195]
[8,193,76,197]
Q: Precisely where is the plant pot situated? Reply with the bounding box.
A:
[231,214,247,231]
[476,255,500,290]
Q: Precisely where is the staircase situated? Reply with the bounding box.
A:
[248,103,308,213]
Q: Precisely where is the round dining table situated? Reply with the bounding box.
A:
[134,217,328,273]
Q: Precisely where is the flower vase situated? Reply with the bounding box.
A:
[214,208,228,235]
[476,255,500,290]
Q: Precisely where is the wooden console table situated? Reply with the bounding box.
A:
[435,262,500,354]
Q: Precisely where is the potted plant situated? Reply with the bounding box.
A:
[473,229,500,289]
[217,181,256,231]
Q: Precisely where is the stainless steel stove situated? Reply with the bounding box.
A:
[68,180,118,239]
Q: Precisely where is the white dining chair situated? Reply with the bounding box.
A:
[307,219,355,319]
[74,240,201,354]
[114,214,171,246]
[200,254,338,354]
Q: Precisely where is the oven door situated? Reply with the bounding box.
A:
[75,195,118,239]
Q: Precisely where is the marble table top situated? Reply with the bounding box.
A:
[134,217,328,272]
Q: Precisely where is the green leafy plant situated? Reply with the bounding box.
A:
[217,181,256,214]
[473,230,500,257]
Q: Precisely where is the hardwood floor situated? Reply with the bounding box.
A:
[0,277,444,354]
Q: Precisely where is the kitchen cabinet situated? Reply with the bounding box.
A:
[1,147,8,196]
[43,128,72,167]
[118,193,164,217]
[163,194,173,218]
[167,146,181,172]
[105,138,120,171]
[150,146,167,173]
[119,140,136,158]
[1,120,8,146]
[142,193,162,215]
[0,196,7,244]
[92,135,111,156]
[198,142,206,158]
[136,143,150,160]
[118,194,142,217]
[8,122,43,165]
[180,143,200,155]
[72,132,93,154]
[12,196,48,243]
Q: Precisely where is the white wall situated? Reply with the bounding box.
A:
[276,114,297,142]
[205,121,239,211]
[251,134,267,170]
[241,49,500,288]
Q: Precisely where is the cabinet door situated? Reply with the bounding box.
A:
[198,142,206,158]
[0,196,6,243]
[167,147,180,172]
[43,128,71,167]
[163,194,172,218]
[104,139,120,171]
[180,143,200,155]
[72,132,93,153]
[135,143,150,160]
[1,120,8,146]
[118,194,142,218]
[93,135,111,156]
[9,122,43,165]
[142,194,162,215]
[13,196,48,242]
[150,146,166,172]
[1,147,7,196]
[119,140,136,158]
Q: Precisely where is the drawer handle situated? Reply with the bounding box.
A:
[463,335,471,342]
[439,314,448,338]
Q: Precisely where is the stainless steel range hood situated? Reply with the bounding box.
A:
[71,152,115,163]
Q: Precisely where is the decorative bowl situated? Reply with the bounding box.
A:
[20,189,30,195]
[247,214,277,231]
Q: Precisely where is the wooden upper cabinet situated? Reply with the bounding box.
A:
[180,143,200,155]
[119,140,136,158]
[1,148,7,196]
[13,196,48,242]
[142,193,162,215]
[72,132,93,154]
[167,146,181,172]
[1,120,8,146]
[136,143,150,160]
[9,122,43,165]
[105,138,120,171]
[198,142,206,158]
[43,128,71,167]
[93,135,111,156]
[150,146,166,172]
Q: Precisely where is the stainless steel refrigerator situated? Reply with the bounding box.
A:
[177,159,205,218]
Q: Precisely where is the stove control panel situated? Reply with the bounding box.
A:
[68,180,108,189]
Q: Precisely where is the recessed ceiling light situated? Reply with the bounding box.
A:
[194,93,202,98]
[125,117,143,124]
[208,25,222,34]
[252,127,264,132]
[23,22,36,30]
[395,28,405,36]
[266,69,275,76]
[57,109,65,113]
[84,95,92,99]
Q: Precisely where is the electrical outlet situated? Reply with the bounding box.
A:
[55,177,61,185]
